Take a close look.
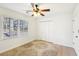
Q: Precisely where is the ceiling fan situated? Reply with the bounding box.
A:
[25,3,50,16]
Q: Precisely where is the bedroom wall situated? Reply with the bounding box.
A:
[37,13,73,47]
[0,6,37,53]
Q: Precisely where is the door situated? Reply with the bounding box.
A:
[38,21,54,41]
[73,17,79,55]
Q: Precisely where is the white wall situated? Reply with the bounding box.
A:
[37,13,73,47]
[0,6,37,53]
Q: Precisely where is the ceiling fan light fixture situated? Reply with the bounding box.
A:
[25,3,50,16]
[33,12,40,16]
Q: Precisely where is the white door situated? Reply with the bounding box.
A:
[73,17,79,55]
[38,21,54,41]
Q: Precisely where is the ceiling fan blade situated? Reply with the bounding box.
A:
[40,12,45,16]
[41,9,50,12]
[32,14,34,16]
[31,3,34,8]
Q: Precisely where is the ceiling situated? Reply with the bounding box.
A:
[0,3,77,16]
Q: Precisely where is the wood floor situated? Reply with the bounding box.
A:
[0,40,77,56]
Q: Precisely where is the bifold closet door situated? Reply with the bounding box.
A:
[38,21,54,41]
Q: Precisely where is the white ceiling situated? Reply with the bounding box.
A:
[0,3,76,16]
